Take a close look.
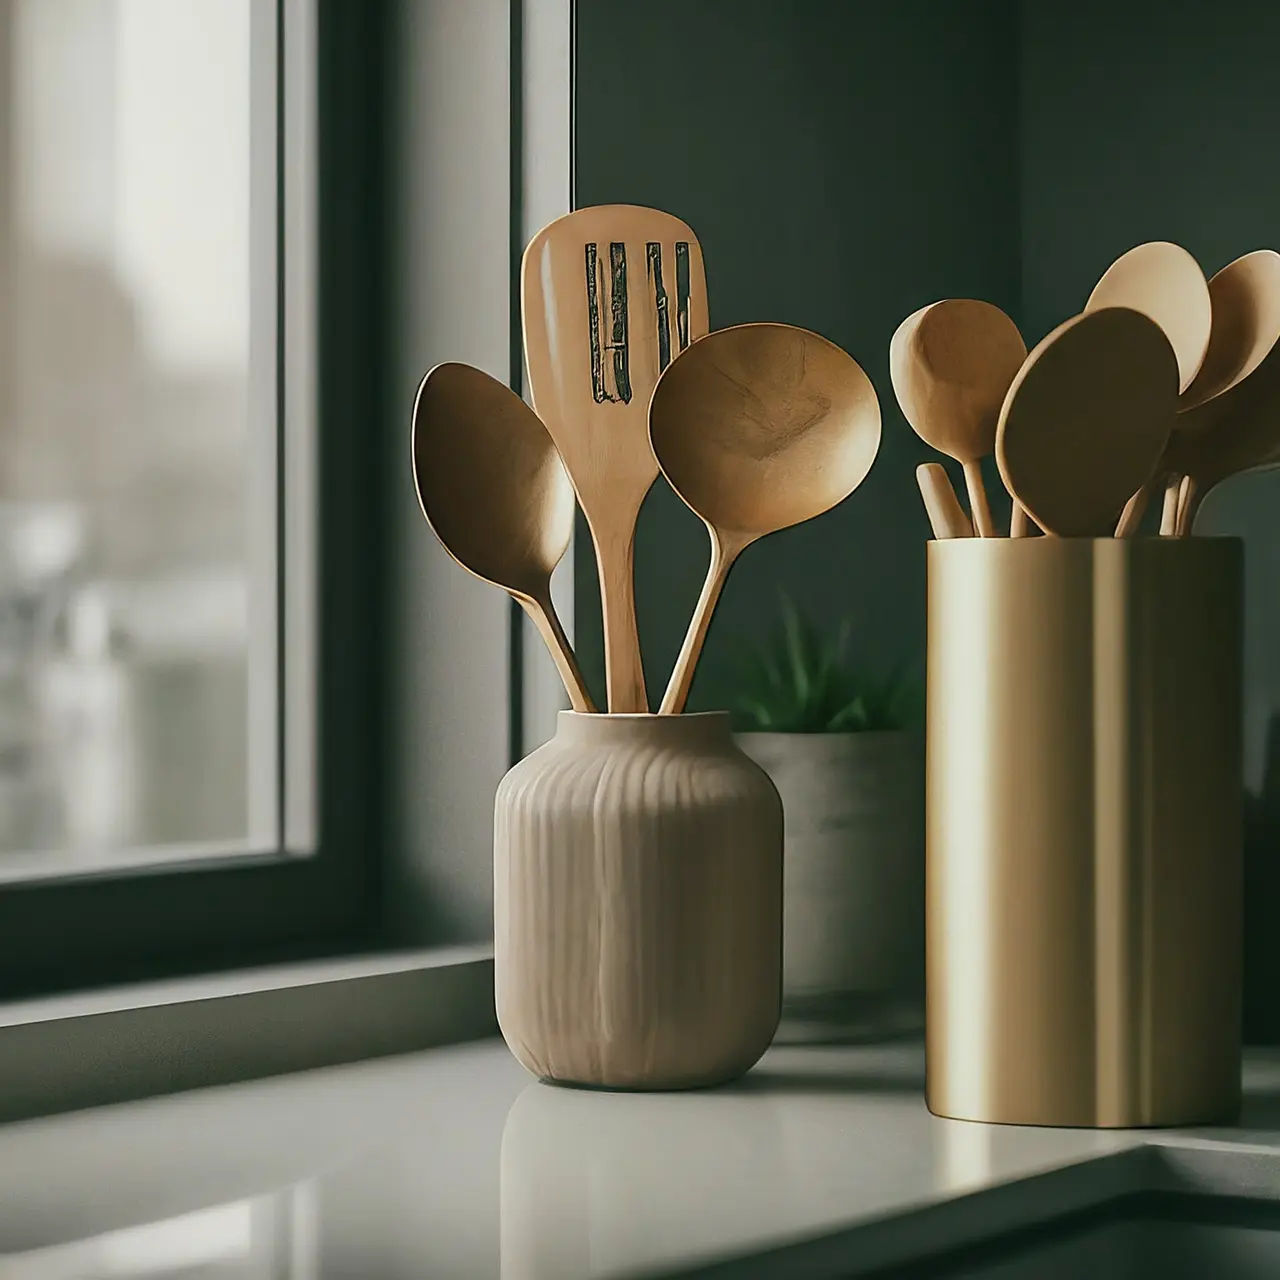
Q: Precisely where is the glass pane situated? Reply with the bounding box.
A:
[0,0,277,872]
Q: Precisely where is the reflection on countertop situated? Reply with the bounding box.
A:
[0,1037,1278,1279]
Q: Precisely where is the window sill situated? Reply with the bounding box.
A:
[0,943,496,1123]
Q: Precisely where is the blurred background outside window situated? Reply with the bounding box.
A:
[0,0,276,875]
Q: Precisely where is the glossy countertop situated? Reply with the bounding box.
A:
[2,1035,1279,1278]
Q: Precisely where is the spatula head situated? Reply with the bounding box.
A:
[996,308,1178,538]
[520,205,709,507]
[411,362,574,601]
[1084,241,1210,394]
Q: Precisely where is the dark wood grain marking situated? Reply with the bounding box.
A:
[585,242,607,403]
[607,242,632,403]
[647,242,671,371]
[675,242,691,351]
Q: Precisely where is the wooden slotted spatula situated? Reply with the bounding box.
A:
[522,205,709,712]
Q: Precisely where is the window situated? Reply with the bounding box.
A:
[0,0,279,872]
[0,0,387,997]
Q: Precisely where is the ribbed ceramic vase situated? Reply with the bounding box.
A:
[494,711,783,1090]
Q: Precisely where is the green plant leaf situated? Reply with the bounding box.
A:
[726,599,923,735]
[823,696,862,732]
[734,696,776,731]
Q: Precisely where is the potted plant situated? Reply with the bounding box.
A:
[730,598,925,1044]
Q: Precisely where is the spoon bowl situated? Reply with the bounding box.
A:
[1167,332,1280,533]
[1180,248,1280,414]
[653,323,879,537]
[997,308,1178,538]
[1084,240,1211,395]
[650,323,880,714]
[890,299,1026,537]
[412,361,594,712]
[1117,248,1280,534]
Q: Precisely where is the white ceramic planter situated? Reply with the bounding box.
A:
[495,711,783,1090]
[736,730,924,1042]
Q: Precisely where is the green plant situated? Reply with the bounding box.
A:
[729,596,922,734]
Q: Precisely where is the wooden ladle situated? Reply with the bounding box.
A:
[996,308,1179,538]
[521,205,709,712]
[1116,248,1280,535]
[1084,240,1211,395]
[889,299,1027,537]
[649,323,881,715]
[411,362,595,713]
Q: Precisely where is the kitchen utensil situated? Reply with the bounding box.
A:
[889,299,1027,538]
[996,308,1178,537]
[1167,336,1280,534]
[1181,249,1280,411]
[1174,473,1194,535]
[1084,240,1211,394]
[916,463,974,539]
[521,204,709,712]
[411,362,596,713]
[649,322,881,715]
[1116,248,1280,535]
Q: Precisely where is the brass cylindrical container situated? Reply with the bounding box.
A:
[926,537,1243,1128]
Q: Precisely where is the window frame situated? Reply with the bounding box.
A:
[0,0,388,998]
[0,0,574,1004]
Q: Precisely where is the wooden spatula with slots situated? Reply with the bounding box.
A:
[522,205,709,712]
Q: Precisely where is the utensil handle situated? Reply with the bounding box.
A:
[590,516,649,713]
[1115,476,1156,538]
[659,531,744,716]
[1159,474,1184,536]
[916,463,973,539]
[963,461,996,538]
[1175,474,1201,537]
[521,596,597,714]
[1010,503,1031,538]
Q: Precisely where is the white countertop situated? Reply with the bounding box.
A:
[0,1035,1278,1278]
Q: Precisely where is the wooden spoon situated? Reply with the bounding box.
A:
[1166,333,1280,534]
[996,308,1178,538]
[521,205,709,712]
[1084,240,1211,395]
[916,463,974,539]
[411,362,595,713]
[1116,248,1280,535]
[1180,249,1280,412]
[889,299,1026,538]
[649,323,881,715]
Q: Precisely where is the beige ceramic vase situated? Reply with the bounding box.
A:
[494,711,783,1090]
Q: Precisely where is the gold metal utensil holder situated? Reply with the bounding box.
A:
[926,537,1243,1128]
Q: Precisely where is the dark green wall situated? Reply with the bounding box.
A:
[573,0,1020,712]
